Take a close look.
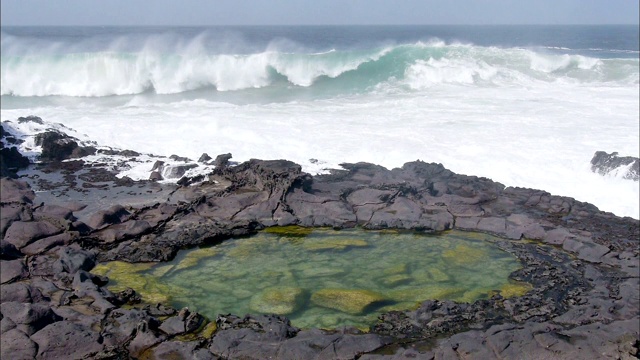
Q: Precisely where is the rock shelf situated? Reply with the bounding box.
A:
[1,119,638,359]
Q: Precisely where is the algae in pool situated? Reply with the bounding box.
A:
[92,228,530,329]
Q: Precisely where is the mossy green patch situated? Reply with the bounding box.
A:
[498,281,533,298]
[249,287,306,315]
[96,229,526,330]
[303,238,368,252]
[443,244,488,265]
[264,225,313,237]
[381,274,413,287]
[311,289,387,314]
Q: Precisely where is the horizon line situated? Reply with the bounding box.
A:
[2,23,639,27]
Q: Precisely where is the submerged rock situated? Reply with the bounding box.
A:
[311,289,387,314]
[303,238,369,251]
[249,287,306,315]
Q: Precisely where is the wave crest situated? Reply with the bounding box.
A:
[1,40,637,97]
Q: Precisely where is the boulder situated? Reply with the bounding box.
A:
[0,302,60,335]
[214,153,232,168]
[311,289,387,314]
[0,259,29,284]
[0,329,37,360]
[34,130,80,161]
[0,178,34,204]
[3,220,63,249]
[53,246,96,274]
[591,151,639,181]
[31,321,104,359]
[249,287,306,315]
[86,204,130,229]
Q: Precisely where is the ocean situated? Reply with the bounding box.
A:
[1,25,639,218]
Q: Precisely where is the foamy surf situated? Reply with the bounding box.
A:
[2,26,638,219]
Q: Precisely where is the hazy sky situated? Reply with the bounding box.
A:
[1,0,639,26]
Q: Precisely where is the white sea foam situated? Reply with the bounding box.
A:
[2,76,638,218]
[2,35,638,218]
[2,42,637,97]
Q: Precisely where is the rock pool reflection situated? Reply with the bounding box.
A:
[92,228,531,329]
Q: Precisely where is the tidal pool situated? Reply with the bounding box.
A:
[93,228,530,329]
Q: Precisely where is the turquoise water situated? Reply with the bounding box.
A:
[94,228,529,329]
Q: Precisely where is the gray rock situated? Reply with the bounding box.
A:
[0,259,28,284]
[198,153,212,163]
[0,302,60,335]
[34,131,76,161]
[86,204,130,230]
[214,153,232,168]
[31,320,104,359]
[0,239,23,260]
[591,151,639,181]
[0,329,37,360]
[0,316,16,334]
[21,232,73,256]
[0,178,34,204]
[3,220,63,249]
[162,163,198,179]
[128,320,166,358]
[149,341,215,360]
[53,246,96,274]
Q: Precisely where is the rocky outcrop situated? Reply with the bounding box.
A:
[591,151,639,181]
[1,143,638,359]
[0,125,30,178]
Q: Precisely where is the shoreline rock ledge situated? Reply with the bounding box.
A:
[1,120,639,359]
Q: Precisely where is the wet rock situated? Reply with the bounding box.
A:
[0,145,30,177]
[163,163,198,179]
[311,289,387,315]
[214,153,232,168]
[34,130,81,161]
[198,153,212,163]
[31,320,104,359]
[169,154,191,162]
[303,238,368,251]
[17,115,44,124]
[249,287,305,315]
[591,151,639,181]
[149,171,163,181]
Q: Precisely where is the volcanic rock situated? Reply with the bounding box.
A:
[591,151,639,181]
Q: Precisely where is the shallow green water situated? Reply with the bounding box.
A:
[93,228,529,329]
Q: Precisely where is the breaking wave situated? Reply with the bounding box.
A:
[2,35,638,97]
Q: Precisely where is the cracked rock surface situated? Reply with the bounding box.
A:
[1,153,638,359]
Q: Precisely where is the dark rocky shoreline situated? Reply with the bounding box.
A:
[1,119,638,359]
